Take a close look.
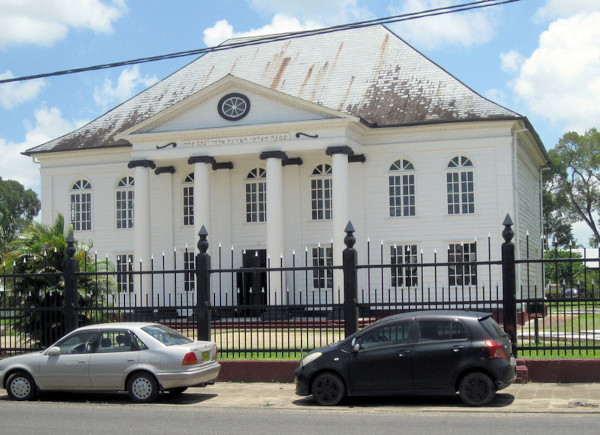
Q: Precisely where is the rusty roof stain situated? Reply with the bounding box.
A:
[26,25,521,155]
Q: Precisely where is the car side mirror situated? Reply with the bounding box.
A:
[47,346,61,356]
[351,338,361,352]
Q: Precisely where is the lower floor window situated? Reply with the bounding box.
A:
[448,242,477,286]
[184,251,195,292]
[312,246,333,289]
[116,254,133,293]
[391,244,418,287]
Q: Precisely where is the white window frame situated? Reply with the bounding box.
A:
[70,179,92,231]
[311,245,333,290]
[388,159,415,217]
[448,242,478,286]
[446,156,474,215]
[115,176,134,229]
[183,173,194,226]
[116,253,134,293]
[390,244,419,288]
[245,168,266,223]
[311,163,332,220]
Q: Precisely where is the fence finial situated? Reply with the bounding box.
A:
[344,220,356,249]
[502,214,514,244]
[197,225,209,253]
[66,232,76,259]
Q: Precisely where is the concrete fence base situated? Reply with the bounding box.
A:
[217,359,600,384]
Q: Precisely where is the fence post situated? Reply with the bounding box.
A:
[195,226,211,341]
[343,221,359,337]
[63,232,79,333]
[501,214,517,356]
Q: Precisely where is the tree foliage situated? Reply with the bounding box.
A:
[544,128,600,247]
[0,177,41,256]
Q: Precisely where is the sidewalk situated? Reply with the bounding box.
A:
[181,382,600,413]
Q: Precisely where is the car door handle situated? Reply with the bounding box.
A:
[451,345,464,352]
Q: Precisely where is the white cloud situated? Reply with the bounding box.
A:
[510,12,600,133]
[0,71,45,109]
[534,0,600,23]
[0,106,87,193]
[203,14,318,47]
[0,0,127,48]
[500,50,524,74]
[387,0,496,50]
[93,66,157,110]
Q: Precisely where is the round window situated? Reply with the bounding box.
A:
[218,93,250,121]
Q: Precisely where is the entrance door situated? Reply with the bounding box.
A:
[237,249,267,307]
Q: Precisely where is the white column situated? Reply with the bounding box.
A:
[262,151,286,304]
[329,148,351,303]
[193,160,211,240]
[129,160,155,306]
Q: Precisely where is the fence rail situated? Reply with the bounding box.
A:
[2,217,600,358]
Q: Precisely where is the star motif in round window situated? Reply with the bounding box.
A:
[218,93,250,121]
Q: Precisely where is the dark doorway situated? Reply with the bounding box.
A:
[236,249,267,308]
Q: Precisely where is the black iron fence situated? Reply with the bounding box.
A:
[1,215,599,358]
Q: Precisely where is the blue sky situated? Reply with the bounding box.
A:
[1,0,599,245]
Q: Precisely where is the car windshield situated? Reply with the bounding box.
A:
[142,324,193,346]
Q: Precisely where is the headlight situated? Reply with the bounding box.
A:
[301,352,322,367]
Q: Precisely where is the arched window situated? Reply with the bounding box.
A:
[446,156,474,215]
[116,176,134,229]
[245,168,266,223]
[388,159,415,217]
[311,164,332,220]
[70,179,92,231]
[183,173,194,226]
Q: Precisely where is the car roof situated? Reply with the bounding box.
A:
[370,310,490,326]
[73,322,159,331]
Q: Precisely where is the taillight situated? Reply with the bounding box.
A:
[485,340,507,358]
[182,352,198,365]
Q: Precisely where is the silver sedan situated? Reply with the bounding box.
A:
[0,322,220,403]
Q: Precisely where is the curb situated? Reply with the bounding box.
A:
[217,359,600,383]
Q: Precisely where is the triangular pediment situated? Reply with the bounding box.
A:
[117,76,354,139]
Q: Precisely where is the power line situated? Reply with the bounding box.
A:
[0,0,520,85]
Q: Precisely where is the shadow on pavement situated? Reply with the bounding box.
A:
[0,391,219,405]
[294,392,515,408]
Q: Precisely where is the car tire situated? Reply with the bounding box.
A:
[6,371,37,401]
[168,387,188,396]
[311,372,345,406]
[459,372,496,406]
[127,372,159,403]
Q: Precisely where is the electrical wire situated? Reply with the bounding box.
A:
[0,0,520,85]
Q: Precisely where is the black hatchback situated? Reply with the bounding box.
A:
[295,310,516,406]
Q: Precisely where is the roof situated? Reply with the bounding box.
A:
[25,25,523,155]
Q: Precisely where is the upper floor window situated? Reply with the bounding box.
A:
[70,179,92,231]
[447,156,474,215]
[116,176,134,229]
[183,173,194,226]
[246,168,266,223]
[389,159,415,217]
[311,164,332,220]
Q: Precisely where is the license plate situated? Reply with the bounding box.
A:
[202,352,210,362]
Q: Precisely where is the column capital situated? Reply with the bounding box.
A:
[128,159,156,169]
[155,166,176,175]
[326,146,353,156]
[188,155,216,165]
[260,150,287,160]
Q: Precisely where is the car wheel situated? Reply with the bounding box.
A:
[128,372,159,403]
[311,372,345,406]
[459,372,495,406]
[6,371,37,401]
[168,387,188,396]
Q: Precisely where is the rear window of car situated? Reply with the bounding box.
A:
[479,316,506,338]
[142,324,193,346]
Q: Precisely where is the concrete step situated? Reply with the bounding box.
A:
[515,358,528,384]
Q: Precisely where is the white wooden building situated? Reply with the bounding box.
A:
[24,25,548,307]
